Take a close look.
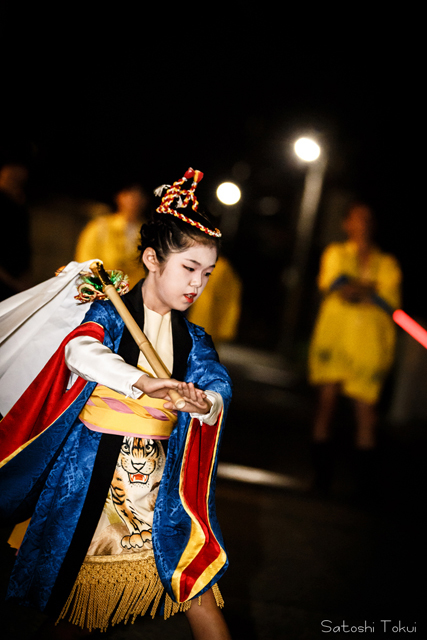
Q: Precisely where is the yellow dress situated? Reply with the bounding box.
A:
[75,213,146,287]
[187,256,242,343]
[308,241,402,404]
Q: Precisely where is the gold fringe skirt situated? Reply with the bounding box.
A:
[57,551,224,632]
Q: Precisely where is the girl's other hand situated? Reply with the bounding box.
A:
[163,382,212,414]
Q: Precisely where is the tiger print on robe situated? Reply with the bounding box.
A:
[87,437,165,556]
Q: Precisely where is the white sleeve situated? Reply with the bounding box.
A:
[65,335,144,398]
[190,390,223,426]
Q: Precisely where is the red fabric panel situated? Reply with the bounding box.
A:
[0,323,104,464]
[179,417,222,600]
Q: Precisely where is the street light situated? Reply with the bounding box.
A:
[294,137,321,162]
[216,182,241,206]
[281,135,327,354]
[292,137,326,248]
[216,181,242,240]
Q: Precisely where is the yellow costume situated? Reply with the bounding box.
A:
[75,214,145,287]
[187,256,242,343]
[308,241,402,404]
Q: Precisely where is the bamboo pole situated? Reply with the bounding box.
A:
[90,261,185,410]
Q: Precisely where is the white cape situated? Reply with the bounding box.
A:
[0,260,99,416]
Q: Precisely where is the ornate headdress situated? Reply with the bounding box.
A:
[154,167,222,238]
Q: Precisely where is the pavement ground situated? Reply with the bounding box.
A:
[1,345,425,639]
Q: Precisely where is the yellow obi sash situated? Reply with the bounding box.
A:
[79,385,178,439]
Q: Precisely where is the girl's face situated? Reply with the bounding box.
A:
[143,242,217,315]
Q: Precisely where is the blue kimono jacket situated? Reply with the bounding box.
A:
[0,280,232,614]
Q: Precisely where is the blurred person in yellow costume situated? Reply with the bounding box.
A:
[308,203,402,497]
[75,183,149,287]
[187,255,242,344]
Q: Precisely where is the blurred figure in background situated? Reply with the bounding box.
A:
[0,162,32,301]
[308,203,402,498]
[187,254,242,345]
[75,183,148,287]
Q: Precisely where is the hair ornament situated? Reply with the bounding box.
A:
[155,167,222,238]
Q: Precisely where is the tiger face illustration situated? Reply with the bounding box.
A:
[110,437,165,550]
[118,437,161,483]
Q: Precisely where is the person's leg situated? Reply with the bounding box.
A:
[353,399,377,450]
[352,399,378,501]
[312,383,340,442]
[310,383,340,494]
[185,588,232,640]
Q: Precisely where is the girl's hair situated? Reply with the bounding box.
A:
[138,209,221,264]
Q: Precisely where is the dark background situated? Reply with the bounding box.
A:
[1,8,424,347]
[1,10,426,639]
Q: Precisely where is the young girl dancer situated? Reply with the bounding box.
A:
[0,169,232,639]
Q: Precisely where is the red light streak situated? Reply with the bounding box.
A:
[393,310,427,349]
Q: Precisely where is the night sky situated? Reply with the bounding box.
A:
[2,10,424,336]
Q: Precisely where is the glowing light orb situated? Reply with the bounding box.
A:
[294,137,321,162]
[216,182,241,205]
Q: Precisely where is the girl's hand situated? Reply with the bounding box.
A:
[134,374,181,400]
[163,382,212,414]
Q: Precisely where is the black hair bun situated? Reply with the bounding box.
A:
[138,210,221,264]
